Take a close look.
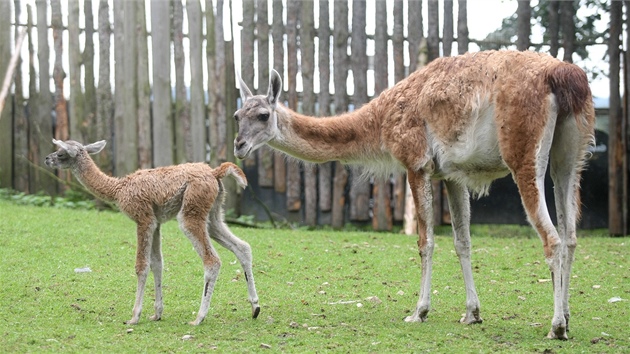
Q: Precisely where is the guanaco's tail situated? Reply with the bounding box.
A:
[546,62,595,129]
[212,162,248,189]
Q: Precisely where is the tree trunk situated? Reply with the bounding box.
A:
[187,0,206,163]
[349,0,370,222]
[427,0,440,62]
[12,0,28,192]
[372,0,392,231]
[443,0,453,56]
[332,0,349,229]
[301,0,317,226]
[608,1,626,235]
[457,0,468,55]
[68,0,85,143]
[173,0,190,163]
[83,0,97,143]
[137,0,152,169]
[0,0,11,189]
[286,0,301,212]
[152,0,173,167]
[547,1,559,58]
[32,0,55,194]
[272,0,286,194]
[96,0,113,175]
[257,0,274,188]
[318,0,332,213]
[560,1,575,63]
[516,0,531,51]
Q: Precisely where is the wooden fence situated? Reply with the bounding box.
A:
[0,0,477,230]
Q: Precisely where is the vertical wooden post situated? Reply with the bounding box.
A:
[443,0,453,56]
[0,0,12,189]
[34,0,56,194]
[137,0,152,169]
[457,0,469,55]
[152,0,173,167]
[187,0,206,163]
[392,0,407,222]
[286,0,302,213]
[272,0,286,194]
[301,0,317,226]
[68,0,85,142]
[83,0,97,143]
[173,0,190,164]
[257,0,274,188]
[96,0,114,175]
[332,0,349,229]
[317,0,332,213]
[349,0,370,222]
[13,0,29,193]
[372,0,392,231]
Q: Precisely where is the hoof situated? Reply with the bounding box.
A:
[547,327,568,340]
[149,315,161,321]
[124,319,139,325]
[404,314,427,323]
[252,306,261,319]
[460,310,483,324]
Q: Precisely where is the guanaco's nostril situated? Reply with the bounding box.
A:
[235,137,246,150]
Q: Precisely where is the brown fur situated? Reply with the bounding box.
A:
[235,50,595,339]
[45,139,259,325]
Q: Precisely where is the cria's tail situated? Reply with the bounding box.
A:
[546,63,594,123]
[212,162,248,189]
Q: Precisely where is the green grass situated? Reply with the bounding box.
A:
[0,199,628,353]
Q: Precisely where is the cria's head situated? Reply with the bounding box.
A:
[45,139,106,169]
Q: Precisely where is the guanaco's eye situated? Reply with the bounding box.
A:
[258,113,269,122]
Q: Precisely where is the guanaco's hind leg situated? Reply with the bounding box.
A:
[444,180,482,324]
[149,225,164,321]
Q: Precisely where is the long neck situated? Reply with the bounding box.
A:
[269,103,382,164]
[71,153,120,202]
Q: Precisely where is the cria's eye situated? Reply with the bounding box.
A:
[258,113,269,122]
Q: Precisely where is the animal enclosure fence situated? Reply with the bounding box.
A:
[1,0,451,230]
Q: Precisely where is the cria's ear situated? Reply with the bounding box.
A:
[267,69,282,106]
[85,140,107,155]
[237,70,253,102]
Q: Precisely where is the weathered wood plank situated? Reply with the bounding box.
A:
[272,0,286,193]
[83,0,97,142]
[151,0,173,167]
[332,0,349,229]
[96,0,113,175]
[137,0,152,169]
[68,0,85,142]
[173,0,190,163]
[0,0,11,189]
[13,0,29,193]
[302,0,317,226]
[372,0,392,231]
[392,0,406,222]
[349,0,370,222]
[286,0,301,212]
[257,0,274,188]
[187,0,206,162]
[317,0,332,213]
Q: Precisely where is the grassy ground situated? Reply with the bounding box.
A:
[0,199,628,353]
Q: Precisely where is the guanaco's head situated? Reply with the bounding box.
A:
[233,69,283,159]
[45,139,107,169]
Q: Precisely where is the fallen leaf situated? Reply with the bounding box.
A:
[592,285,601,289]
[182,335,193,341]
[538,279,552,283]
[260,343,272,349]
[365,296,382,304]
[608,297,625,303]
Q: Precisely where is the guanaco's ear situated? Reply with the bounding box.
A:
[267,69,282,106]
[237,70,253,102]
[52,139,77,157]
[85,140,107,155]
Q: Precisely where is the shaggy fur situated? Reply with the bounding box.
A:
[45,139,260,325]
[234,50,595,340]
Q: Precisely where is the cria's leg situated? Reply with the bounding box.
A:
[149,225,163,321]
[444,180,482,324]
[179,213,221,326]
[126,219,158,325]
[404,170,434,323]
[208,202,260,319]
